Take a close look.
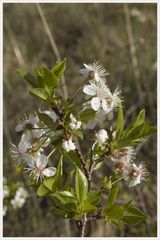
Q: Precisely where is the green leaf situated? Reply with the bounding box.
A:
[56,155,63,186]
[133,109,145,128]
[43,177,56,191]
[64,171,74,191]
[82,200,97,213]
[51,59,67,78]
[51,191,77,205]
[64,151,82,168]
[37,183,49,196]
[105,185,119,209]
[105,204,124,224]
[29,88,48,101]
[79,109,96,122]
[73,130,83,140]
[16,69,41,88]
[75,168,88,203]
[86,190,101,206]
[116,101,124,139]
[43,67,59,90]
[51,207,67,217]
[122,206,147,225]
[38,113,55,129]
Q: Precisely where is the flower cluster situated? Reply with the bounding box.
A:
[80,62,120,113]
[11,113,57,182]
[111,146,148,187]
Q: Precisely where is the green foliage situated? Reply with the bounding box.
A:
[37,183,49,197]
[113,109,156,150]
[38,112,55,129]
[105,185,119,209]
[79,109,96,122]
[75,168,88,203]
[86,190,101,206]
[29,88,49,101]
[16,69,41,88]
[122,206,147,225]
[51,58,66,78]
[116,101,124,139]
[73,129,83,140]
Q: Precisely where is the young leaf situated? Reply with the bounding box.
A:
[43,176,56,191]
[75,167,88,203]
[122,206,147,225]
[86,190,101,206]
[116,101,124,139]
[29,88,48,101]
[38,113,55,130]
[51,191,77,205]
[51,58,67,78]
[133,109,145,128]
[79,109,96,122]
[16,69,41,88]
[105,185,119,209]
[43,67,59,89]
[73,130,83,140]
[56,155,63,187]
[105,204,124,223]
[82,200,97,213]
[37,183,49,196]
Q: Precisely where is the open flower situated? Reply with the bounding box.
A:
[62,138,76,152]
[95,129,108,145]
[69,114,81,130]
[83,82,120,112]
[111,147,135,180]
[25,153,57,182]
[15,114,39,132]
[111,147,136,162]
[18,131,50,154]
[79,61,109,82]
[129,162,149,187]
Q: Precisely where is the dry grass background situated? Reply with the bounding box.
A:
[3,3,157,237]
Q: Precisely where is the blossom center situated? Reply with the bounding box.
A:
[88,71,95,80]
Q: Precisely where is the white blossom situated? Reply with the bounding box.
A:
[129,162,149,187]
[62,138,76,152]
[25,153,57,182]
[15,114,39,132]
[69,114,81,130]
[18,131,50,154]
[95,129,108,145]
[79,61,109,82]
[83,82,120,113]
[111,147,136,180]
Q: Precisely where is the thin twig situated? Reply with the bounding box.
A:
[36,3,68,99]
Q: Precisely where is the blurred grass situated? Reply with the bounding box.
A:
[3,3,157,237]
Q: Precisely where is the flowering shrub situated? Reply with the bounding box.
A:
[11,59,156,237]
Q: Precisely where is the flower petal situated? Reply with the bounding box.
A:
[43,167,57,177]
[91,97,100,111]
[102,99,108,112]
[36,154,48,169]
[79,69,89,75]
[83,84,97,96]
